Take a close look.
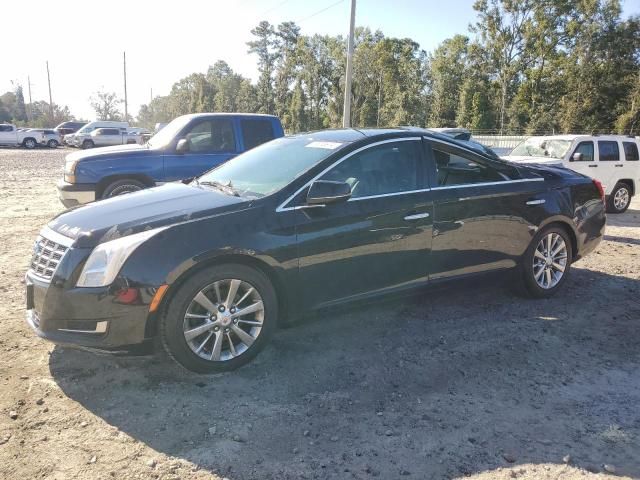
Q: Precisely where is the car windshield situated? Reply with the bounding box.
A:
[147,116,192,148]
[197,136,348,198]
[511,138,572,159]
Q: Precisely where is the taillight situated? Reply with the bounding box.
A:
[593,179,605,202]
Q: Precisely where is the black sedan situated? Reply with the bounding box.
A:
[25,128,606,373]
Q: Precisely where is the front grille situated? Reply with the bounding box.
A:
[30,231,71,280]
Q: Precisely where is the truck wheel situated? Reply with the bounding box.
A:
[82,140,94,149]
[606,183,631,213]
[101,179,146,198]
[47,139,59,148]
[159,264,277,373]
[23,138,36,149]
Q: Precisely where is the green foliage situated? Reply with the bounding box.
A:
[132,1,639,135]
[90,90,122,121]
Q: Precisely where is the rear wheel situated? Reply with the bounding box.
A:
[47,139,59,148]
[159,264,277,373]
[101,179,146,198]
[519,225,572,298]
[82,140,94,149]
[23,138,36,149]
[607,183,631,213]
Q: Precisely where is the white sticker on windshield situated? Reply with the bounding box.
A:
[305,141,343,149]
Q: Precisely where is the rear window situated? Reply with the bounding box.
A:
[598,141,620,161]
[241,119,275,150]
[623,141,639,161]
[0,125,13,132]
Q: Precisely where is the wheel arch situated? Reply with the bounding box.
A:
[537,218,578,260]
[617,179,635,196]
[21,137,37,147]
[145,253,290,338]
[96,174,155,198]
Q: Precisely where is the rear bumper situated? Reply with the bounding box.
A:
[57,180,96,207]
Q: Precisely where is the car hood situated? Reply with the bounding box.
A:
[66,143,153,162]
[48,183,249,248]
[502,155,564,166]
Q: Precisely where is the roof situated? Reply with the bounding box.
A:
[182,112,280,119]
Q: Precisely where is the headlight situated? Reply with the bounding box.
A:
[64,158,79,183]
[76,227,168,287]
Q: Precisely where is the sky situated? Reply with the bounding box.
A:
[2,0,639,123]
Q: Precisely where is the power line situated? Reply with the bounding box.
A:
[259,0,291,16]
[297,0,344,23]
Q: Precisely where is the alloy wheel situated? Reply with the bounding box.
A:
[183,279,264,362]
[614,187,630,211]
[532,232,568,289]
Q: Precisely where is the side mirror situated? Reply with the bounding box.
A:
[306,180,351,205]
[176,138,189,154]
[571,152,583,162]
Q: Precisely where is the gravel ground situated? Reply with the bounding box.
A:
[0,147,639,480]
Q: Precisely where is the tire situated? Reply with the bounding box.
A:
[47,139,59,148]
[82,140,94,149]
[606,183,631,214]
[519,225,573,298]
[23,138,36,149]
[159,264,277,373]
[101,179,146,198]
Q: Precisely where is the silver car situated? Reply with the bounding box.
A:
[85,128,143,148]
[28,129,61,148]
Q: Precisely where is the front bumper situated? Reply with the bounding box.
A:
[57,180,96,207]
[25,271,155,351]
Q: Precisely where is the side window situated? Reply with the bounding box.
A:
[598,141,619,161]
[0,125,13,132]
[572,141,594,162]
[623,142,639,161]
[432,147,505,186]
[241,119,274,150]
[320,141,420,199]
[184,119,236,153]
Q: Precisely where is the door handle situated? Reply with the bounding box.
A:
[526,199,545,206]
[404,212,430,221]
[588,164,598,167]
[615,164,623,167]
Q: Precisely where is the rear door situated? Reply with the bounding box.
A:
[596,140,623,194]
[163,117,239,181]
[425,139,546,279]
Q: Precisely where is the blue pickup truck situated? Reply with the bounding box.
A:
[57,113,284,207]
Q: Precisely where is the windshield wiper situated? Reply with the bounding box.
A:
[199,180,240,197]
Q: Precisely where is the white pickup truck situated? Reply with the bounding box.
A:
[504,135,640,213]
[0,124,46,149]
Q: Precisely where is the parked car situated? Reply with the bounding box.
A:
[504,134,640,213]
[67,121,130,148]
[55,121,87,137]
[83,128,148,148]
[57,113,284,207]
[26,128,606,373]
[0,124,46,149]
[28,129,62,148]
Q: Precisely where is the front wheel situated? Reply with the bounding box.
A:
[101,179,146,198]
[607,183,631,213]
[23,138,36,149]
[519,226,572,298]
[82,140,94,149]
[47,139,59,148]
[160,264,277,373]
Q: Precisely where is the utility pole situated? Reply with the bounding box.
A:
[342,0,356,128]
[46,61,53,122]
[27,76,33,121]
[150,87,153,104]
[123,51,128,121]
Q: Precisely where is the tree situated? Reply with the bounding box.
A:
[14,86,27,122]
[248,21,279,115]
[90,90,122,120]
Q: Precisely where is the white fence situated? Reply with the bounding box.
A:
[472,135,528,156]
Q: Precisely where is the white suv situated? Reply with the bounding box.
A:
[504,135,640,213]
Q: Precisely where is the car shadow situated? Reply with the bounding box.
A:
[606,207,640,228]
[49,266,640,479]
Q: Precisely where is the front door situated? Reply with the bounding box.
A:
[425,140,545,279]
[294,138,433,309]
[163,117,238,181]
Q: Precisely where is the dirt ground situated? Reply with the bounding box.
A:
[0,147,639,480]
